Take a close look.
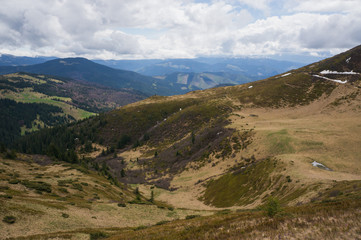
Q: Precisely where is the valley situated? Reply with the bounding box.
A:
[1,45,361,239]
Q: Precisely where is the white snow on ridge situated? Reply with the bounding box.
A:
[313,75,347,84]
[248,85,253,89]
[320,70,359,75]
[312,161,324,167]
[281,73,292,77]
[346,57,351,63]
[312,161,331,171]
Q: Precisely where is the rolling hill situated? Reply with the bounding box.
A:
[96,57,303,90]
[0,58,193,96]
[0,72,146,145]
[4,45,361,239]
[160,71,250,90]
[95,57,303,79]
[0,54,53,66]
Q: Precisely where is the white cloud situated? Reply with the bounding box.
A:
[237,0,272,14]
[291,0,359,13]
[0,0,359,59]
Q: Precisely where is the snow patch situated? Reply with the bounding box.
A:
[312,161,331,171]
[320,70,359,75]
[281,73,292,77]
[226,64,242,71]
[157,62,190,70]
[248,86,253,89]
[313,75,347,84]
[346,57,351,63]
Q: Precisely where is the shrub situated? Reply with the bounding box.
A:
[0,194,12,199]
[185,215,200,220]
[3,216,16,224]
[58,187,69,193]
[0,186,9,190]
[265,197,281,217]
[286,176,292,182]
[117,203,126,207]
[155,220,170,225]
[149,190,154,203]
[8,179,20,184]
[5,150,16,159]
[57,179,73,186]
[90,232,108,240]
[62,213,69,218]
[71,183,83,191]
[21,180,52,193]
[134,225,147,231]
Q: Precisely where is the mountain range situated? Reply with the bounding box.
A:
[94,57,303,78]
[0,58,189,96]
[1,45,361,239]
[0,54,304,94]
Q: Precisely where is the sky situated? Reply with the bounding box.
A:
[0,0,360,61]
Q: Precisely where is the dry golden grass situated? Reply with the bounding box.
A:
[0,157,209,239]
[115,81,361,211]
[106,198,361,240]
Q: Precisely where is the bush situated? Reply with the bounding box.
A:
[0,194,12,199]
[185,215,200,220]
[62,213,69,218]
[5,150,17,159]
[8,179,20,184]
[58,187,69,193]
[21,180,52,193]
[57,179,73,186]
[90,232,108,240]
[117,203,126,207]
[134,225,147,231]
[3,216,16,224]
[155,220,170,225]
[265,197,281,217]
[71,183,83,191]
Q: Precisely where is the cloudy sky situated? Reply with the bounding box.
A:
[0,0,360,61]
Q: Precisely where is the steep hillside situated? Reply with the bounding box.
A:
[10,45,361,238]
[0,58,191,96]
[0,73,146,145]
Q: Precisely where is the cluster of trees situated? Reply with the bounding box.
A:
[14,114,134,164]
[0,99,69,146]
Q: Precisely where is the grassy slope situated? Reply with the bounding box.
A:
[75,45,361,211]
[2,87,94,120]
[0,73,95,121]
[27,47,361,211]
[107,196,361,240]
[0,155,210,239]
[7,45,361,239]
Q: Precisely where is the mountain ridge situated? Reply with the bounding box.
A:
[0,58,190,96]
